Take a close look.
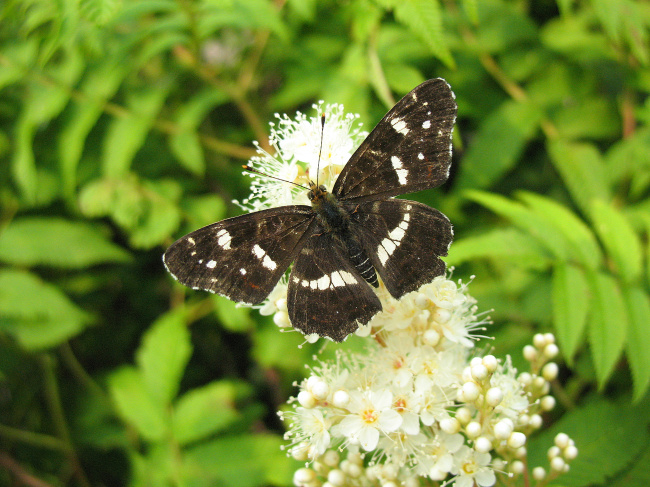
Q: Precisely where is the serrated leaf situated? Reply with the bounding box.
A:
[623,286,650,402]
[183,434,292,487]
[465,190,572,261]
[446,227,552,270]
[547,140,611,215]
[518,192,603,270]
[456,100,542,191]
[213,296,254,332]
[107,366,168,441]
[128,192,182,249]
[0,269,92,349]
[588,271,628,388]
[136,308,192,404]
[101,83,171,178]
[59,60,129,197]
[197,0,289,41]
[589,199,643,283]
[169,89,228,175]
[0,40,39,90]
[0,217,131,268]
[528,397,650,486]
[552,263,590,363]
[553,97,620,140]
[383,64,426,94]
[79,0,124,25]
[172,381,242,445]
[393,0,454,67]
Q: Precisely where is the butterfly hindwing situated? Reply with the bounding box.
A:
[333,78,457,202]
[347,199,453,299]
[163,206,315,305]
[287,232,382,342]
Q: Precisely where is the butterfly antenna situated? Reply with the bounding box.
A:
[241,165,308,190]
[316,113,325,187]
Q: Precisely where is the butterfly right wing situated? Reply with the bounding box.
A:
[163,206,315,305]
[332,78,457,202]
[287,231,382,342]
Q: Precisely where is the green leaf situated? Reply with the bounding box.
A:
[0,269,92,349]
[392,0,454,68]
[59,59,129,198]
[101,83,172,178]
[589,199,643,283]
[107,366,168,441]
[552,263,590,363]
[547,140,611,215]
[0,217,131,268]
[128,186,182,249]
[213,296,254,333]
[623,286,650,402]
[183,434,293,487]
[172,381,243,445]
[79,0,124,25]
[588,271,628,388]
[197,0,289,41]
[169,89,228,175]
[465,190,572,261]
[528,397,650,486]
[455,100,542,191]
[446,228,552,270]
[136,308,192,404]
[553,97,620,140]
[518,192,603,270]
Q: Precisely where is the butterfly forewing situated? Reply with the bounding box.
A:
[347,199,453,299]
[164,206,315,305]
[333,78,457,202]
[287,232,382,342]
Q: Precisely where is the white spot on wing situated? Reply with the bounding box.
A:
[262,255,277,270]
[331,271,344,287]
[340,271,357,285]
[216,229,231,250]
[390,117,410,135]
[376,212,410,266]
[317,275,330,290]
[396,169,408,185]
[187,237,196,246]
[240,268,247,275]
[252,244,265,259]
[422,120,431,129]
[418,153,424,160]
[391,156,403,169]
[206,260,217,269]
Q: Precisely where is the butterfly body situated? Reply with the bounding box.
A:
[309,182,380,289]
[164,78,458,342]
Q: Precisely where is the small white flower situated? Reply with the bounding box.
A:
[333,389,403,451]
[285,407,332,459]
[450,446,496,487]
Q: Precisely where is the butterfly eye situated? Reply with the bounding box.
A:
[308,190,315,200]
[319,185,327,192]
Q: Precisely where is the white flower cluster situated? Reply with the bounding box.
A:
[234,101,367,214]
[238,103,577,486]
[280,292,577,487]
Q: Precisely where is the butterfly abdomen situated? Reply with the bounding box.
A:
[343,234,379,288]
[310,185,379,288]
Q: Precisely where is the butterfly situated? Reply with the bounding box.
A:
[163,78,457,342]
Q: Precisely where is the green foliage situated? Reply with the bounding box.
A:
[1,0,649,485]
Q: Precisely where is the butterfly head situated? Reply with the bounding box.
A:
[307,180,328,203]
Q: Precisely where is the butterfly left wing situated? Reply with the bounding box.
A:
[347,199,452,299]
[287,231,382,342]
[163,206,315,305]
[332,78,457,202]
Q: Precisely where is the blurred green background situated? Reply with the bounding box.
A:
[1,0,649,485]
